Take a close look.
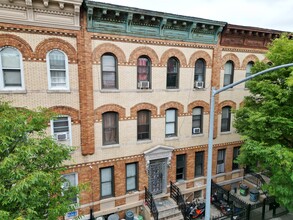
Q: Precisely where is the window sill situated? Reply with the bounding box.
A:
[47,89,71,93]
[192,133,204,137]
[0,89,27,94]
[215,172,226,177]
[220,131,232,135]
[165,136,179,141]
[101,144,120,149]
[165,88,180,92]
[137,139,152,144]
[100,89,120,93]
[136,89,153,93]
[193,88,206,91]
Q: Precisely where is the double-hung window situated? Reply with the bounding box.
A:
[221,106,231,132]
[137,56,151,89]
[102,112,118,145]
[245,61,254,88]
[194,59,206,88]
[232,147,240,170]
[176,154,186,181]
[192,107,203,135]
[223,61,234,86]
[101,54,117,89]
[0,47,24,90]
[166,57,179,89]
[195,151,204,177]
[100,167,114,198]
[165,109,177,137]
[137,110,151,140]
[126,163,138,192]
[217,149,226,174]
[47,50,69,90]
[62,173,78,204]
[51,116,71,145]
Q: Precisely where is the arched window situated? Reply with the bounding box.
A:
[245,61,254,88]
[192,107,203,134]
[165,108,177,137]
[137,110,151,140]
[224,61,234,86]
[47,50,69,90]
[0,47,24,90]
[102,112,119,145]
[167,57,179,89]
[221,106,231,132]
[101,53,117,89]
[194,59,206,89]
[137,56,151,89]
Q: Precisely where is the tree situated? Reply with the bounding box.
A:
[0,102,80,220]
[234,34,293,211]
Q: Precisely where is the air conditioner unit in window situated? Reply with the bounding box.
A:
[138,81,150,89]
[194,81,204,89]
[192,127,201,134]
[217,163,225,173]
[56,132,68,141]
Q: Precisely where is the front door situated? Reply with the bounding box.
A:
[148,159,167,195]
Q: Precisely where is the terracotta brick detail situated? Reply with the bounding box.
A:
[239,100,245,108]
[262,57,271,64]
[35,38,77,63]
[218,100,237,113]
[160,48,187,67]
[49,106,80,123]
[221,53,241,69]
[128,46,159,65]
[160,101,184,116]
[130,102,158,118]
[92,43,127,64]
[94,104,126,121]
[0,34,33,60]
[187,100,210,114]
[241,54,259,69]
[189,50,212,68]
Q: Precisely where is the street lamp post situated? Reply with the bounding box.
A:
[204,63,293,220]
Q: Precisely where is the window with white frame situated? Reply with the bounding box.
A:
[165,108,177,137]
[62,173,78,204]
[166,57,179,89]
[195,151,204,177]
[100,166,114,198]
[192,107,203,135]
[101,53,117,89]
[245,61,254,88]
[51,116,71,145]
[47,50,69,90]
[137,56,151,89]
[217,149,226,174]
[126,163,138,192]
[223,61,234,86]
[194,59,206,88]
[221,106,231,132]
[176,154,186,181]
[0,47,24,90]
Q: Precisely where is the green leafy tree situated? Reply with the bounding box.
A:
[234,34,293,211]
[0,102,80,219]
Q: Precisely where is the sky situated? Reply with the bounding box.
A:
[96,0,293,32]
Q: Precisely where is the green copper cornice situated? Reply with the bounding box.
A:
[84,1,226,44]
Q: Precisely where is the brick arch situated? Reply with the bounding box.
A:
[239,100,245,108]
[130,103,158,118]
[189,50,212,67]
[94,104,126,121]
[160,101,184,116]
[35,38,77,63]
[92,43,127,64]
[262,58,272,64]
[160,48,187,67]
[128,46,159,65]
[241,54,259,69]
[49,106,80,123]
[187,100,210,114]
[218,100,237,114]
[221,53,241,69]
[0,34,33,60]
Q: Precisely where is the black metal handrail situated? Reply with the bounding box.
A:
[144,187,158,220]
[170,181,188,220]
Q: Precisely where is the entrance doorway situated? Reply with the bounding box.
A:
[148,159,167,195]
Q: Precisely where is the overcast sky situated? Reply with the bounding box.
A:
[97,0,293,32]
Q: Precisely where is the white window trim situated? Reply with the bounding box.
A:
[0,47,25,91]
[50,115,72,146]
[62,172,79,204]
[46,49,70,91]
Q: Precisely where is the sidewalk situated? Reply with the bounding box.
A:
[271,213,293,220]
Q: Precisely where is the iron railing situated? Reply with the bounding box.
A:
[144,187,159,220]
[170,181,188,220]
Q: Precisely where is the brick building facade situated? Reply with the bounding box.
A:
[0,0,284,219]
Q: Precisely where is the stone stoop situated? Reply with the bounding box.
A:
[155,197,184,220]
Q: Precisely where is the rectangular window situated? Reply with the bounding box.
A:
[217,149,226,174]
[62,173,78,204]
[223,61,234,86]
[48,50,68,89]
[52,116,71,144]
[100,167,114,198]
[102,54,117,89]
[232,147,240,170]
[126,163,138,192]
[221,107,231,132]
[192,107,203,134]
[195,151,204,177]
[137,110,151,140]
[176,154,186,181]
[103,112,118,145]
[165,109,177,137]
